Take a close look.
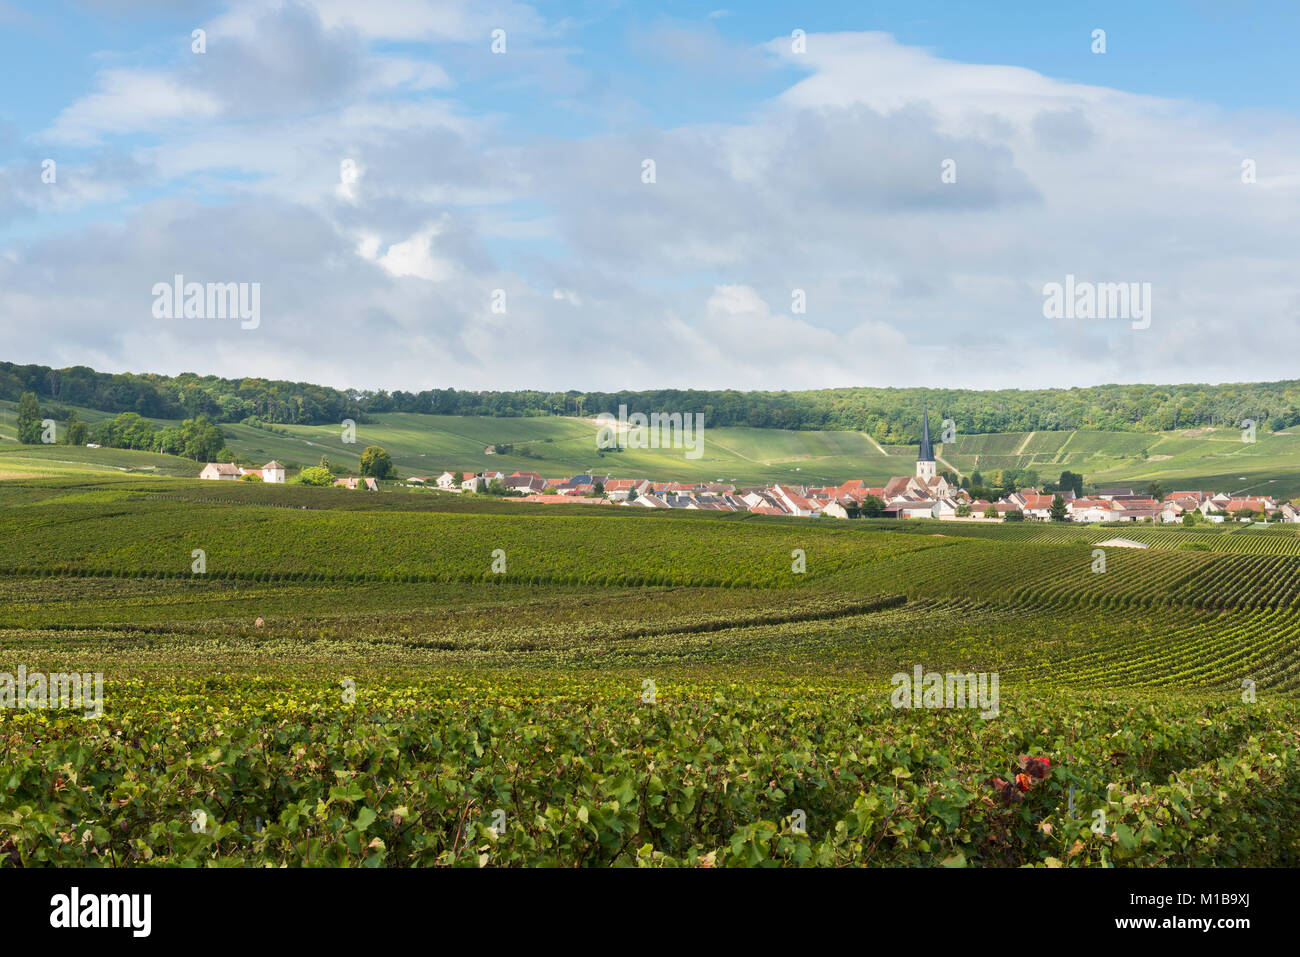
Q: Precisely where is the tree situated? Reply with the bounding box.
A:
[983,505,998,519]
[955,503,971,517]
[298,466,333,486]
[63,410,88,446]
[1058,470,1084,497]
[179,416,225,461]
[1004,510,1025,522]
[16,392,42,444]
[861,495,885,518]
[452,471,464,486]
[359,445,394,479]
[1181,512,1198,526]
[240,472,263,482]
[1146,481,1166,502]
[592,480,605,497]
[1049,494,1069,522]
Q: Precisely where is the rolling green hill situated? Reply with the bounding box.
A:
[4,398,1297,495]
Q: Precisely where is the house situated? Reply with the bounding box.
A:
[1096,487,1135,500]
[1281,503,1300,523]
[1158,502,1185,523]
[772,485,818,516]
[891,500,938,519]
[435,471,461,490]
[932,497,973,520]
[200,462,242,481]
[741,490,784,512]
[519,494,612,505]
[603,478,649,501]
[1069,498,1120,523]
[819,499,851,519]
[260,460,285,484]
[1015,493,1058,520]
[505,471,545,494]
[334,477,378,491]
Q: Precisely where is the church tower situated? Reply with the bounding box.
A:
[916,408,937,481]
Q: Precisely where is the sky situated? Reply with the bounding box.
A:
[1,0,1298,393]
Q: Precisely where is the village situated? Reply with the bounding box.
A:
[200,412,1295,524]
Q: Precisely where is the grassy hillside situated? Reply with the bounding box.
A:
[4,396,1297,494]
[230,415,1300,496]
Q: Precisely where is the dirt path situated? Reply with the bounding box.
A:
[862,432,889,456]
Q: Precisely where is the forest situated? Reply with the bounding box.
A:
[4,360,1298,442]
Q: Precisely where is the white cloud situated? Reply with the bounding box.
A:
[10,25,1300,393]
[44,70,222,145]
[371,222,458,281]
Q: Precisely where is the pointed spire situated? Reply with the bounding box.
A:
[918,407,934,463]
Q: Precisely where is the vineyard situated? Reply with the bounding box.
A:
[2,475,1299,867]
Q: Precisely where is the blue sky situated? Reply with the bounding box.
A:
[1,0,1297,391]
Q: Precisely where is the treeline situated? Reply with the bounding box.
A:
[14,392,228,461]
[5,359,1300,441]
[0,361,370,426]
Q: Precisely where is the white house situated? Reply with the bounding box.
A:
[894,500,938,519]
[260,460,285,484]
[200,462,241,481]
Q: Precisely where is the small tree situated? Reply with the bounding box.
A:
[298,466,333,487]
[1004,510,1025,522]
[360,446,394,479]
[63,411,88,446]
[861,495,885,518]
[1049,494,1069,522]
[1146,481,1165,502]
[240,472,263,483]
[16,392,42,444]
[955,503,971,517]
[983,505,998,519]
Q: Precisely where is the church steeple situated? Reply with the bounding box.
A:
[916,407,937,482]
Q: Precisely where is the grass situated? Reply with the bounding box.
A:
[6,396,1300,495]
[1,470,1299,866]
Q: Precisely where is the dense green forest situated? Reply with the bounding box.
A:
[3,360,1298,442]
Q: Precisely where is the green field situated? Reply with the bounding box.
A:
[2,469,1299,867]
[7,398,1296,494]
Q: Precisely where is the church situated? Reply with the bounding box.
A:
[882,409,956,501]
